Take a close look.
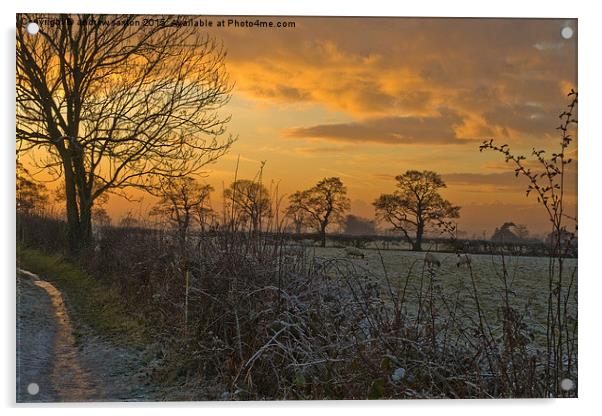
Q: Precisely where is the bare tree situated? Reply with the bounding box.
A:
[16,161,48,215]
[17,14,235,254]
[151,177,213,254]
[514,224,530,241]
[287,177,350,247]
[224,179,272,233]
[287,209,308,234]
[374,170,460,251]
[119,213,139,229]
[150,176,213,332]
[53,177,110,227]
[92,206,112,228]
[193,200,215,233]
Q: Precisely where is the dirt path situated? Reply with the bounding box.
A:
[16,269,156,402]
[16,271,59,402]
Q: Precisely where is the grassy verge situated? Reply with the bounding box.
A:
[17,247,149,348]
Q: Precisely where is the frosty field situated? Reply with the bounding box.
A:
[307,246,577,347]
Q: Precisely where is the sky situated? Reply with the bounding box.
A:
[25,16,578,237]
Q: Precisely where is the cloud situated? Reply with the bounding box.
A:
[371,171,531,192]
[214,17,576,143]
[444,172,529,191]
[371,170,576,198]
[284,108,478,145]
[443,170,576,195]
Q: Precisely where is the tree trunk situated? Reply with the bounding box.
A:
[63,164,82,256]
[413,223,424,251]
[63,159,95,255]
[79,201,93,249]
[320,224,327,248]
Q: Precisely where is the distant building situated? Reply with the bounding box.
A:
[545,229,576,247]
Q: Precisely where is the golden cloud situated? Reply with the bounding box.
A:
[213,17,576,142]
[283,109,479,145]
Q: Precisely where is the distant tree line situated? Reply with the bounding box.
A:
[18,166,467,251]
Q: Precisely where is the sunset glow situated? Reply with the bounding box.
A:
[21,16,577,236]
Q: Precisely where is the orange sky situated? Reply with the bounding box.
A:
[22,17,578,237]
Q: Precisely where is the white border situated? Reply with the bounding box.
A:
[2,1,601,415]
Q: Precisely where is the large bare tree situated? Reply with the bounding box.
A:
[17,14,235,253]
[287,177,350,247]
[374,170,460,251]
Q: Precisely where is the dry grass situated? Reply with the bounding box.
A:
[18,215,577,399]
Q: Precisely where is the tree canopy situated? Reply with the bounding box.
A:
[374,170,460,251]
[151,177,213,250]
[224,179,272,232]
[17,14,235,253]
[16,161,48,215]
[287,177,350,247]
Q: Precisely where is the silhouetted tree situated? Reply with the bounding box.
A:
[92,207,112,228]
[53,176,110,228]
[194,203,215,233]
[119,213,139,228]
[374,170,460,251]
[17,14,235,254]
[491,222,520,242]
[150,176,212,331]
[515,224,529,240]
[16,161,48,215]
[287,208,308,234]
[287,177,350,247]
[151,177,213,253]
[224,179,271,232]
